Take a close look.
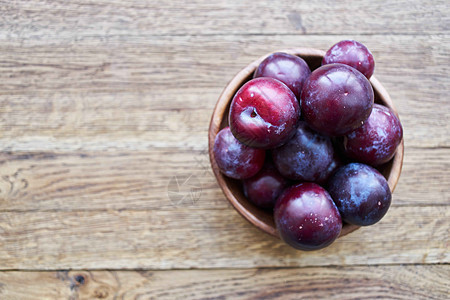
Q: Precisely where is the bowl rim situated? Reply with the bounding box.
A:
[208,48,404,238]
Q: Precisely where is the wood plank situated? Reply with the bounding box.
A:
[0,265,448,299]
[0,35,448,149]
[0,148,225,211]
[0,147,447,211]
[0,206,448,270]
[1,0,448,39]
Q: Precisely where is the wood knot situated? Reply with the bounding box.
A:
[70,273,88,290]
[74,274,85,285]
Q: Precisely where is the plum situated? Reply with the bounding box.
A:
[272,122,334,182]
[328,163,391,226]
[254,52,311,99]
[213,127,265,179]
[344,104,403,166]
[243,162,288,210]
[322,40,375,79]
[229,77,300,149]
[274,182,342,251]
[301,63,374,136]
[315,152,343,185]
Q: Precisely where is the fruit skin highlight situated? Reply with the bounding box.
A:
[213,126,265,179]
[328,163,392,226]
[229,77,300,149]
[274,182,342,251]
[301,63,374,137]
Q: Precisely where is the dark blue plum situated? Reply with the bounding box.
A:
[272,122,334,182]
[315,152,343,185]
[328,163,391,226]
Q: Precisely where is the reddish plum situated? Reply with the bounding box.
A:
[344,104,403,166]
[254,52,311,99]
[328,163,391,226]
[243,162,288,210]
[274,182,342,251]
[213,127,265,179]
[229,77,300,149]
[301,63,374,136]
[322,40,375,79]
[272,122,334,182]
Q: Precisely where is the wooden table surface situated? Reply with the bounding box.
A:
[0,1,449,299]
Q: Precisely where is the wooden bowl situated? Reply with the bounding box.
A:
[209,48,404,238]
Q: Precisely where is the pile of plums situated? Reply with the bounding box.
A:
[213,40,403,251]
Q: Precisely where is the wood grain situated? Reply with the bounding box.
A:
[0,206,447,270]
[0,265,448,300]
[0,0,448,297]
[1,0,448,39]
[0,35,448,212]
[0,35,448,149]
[0,147,446,212]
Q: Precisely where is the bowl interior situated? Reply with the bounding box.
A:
[209,48,404,238]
